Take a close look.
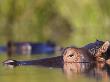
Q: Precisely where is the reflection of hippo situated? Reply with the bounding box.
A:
[3,40,110,67]
[63,62,110,81]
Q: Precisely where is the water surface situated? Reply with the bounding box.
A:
[0,54,109,82]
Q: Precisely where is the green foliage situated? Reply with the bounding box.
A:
[0,0,110,46]
[55,0,110,46]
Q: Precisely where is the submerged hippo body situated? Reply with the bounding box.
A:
[84,40,110,59]
[3,40,110,67]
[83,40,104,56]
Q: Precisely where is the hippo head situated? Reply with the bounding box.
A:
[63,47,81,63]
[63,47,93,63]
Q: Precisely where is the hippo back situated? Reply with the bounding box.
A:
[83,40,104,56]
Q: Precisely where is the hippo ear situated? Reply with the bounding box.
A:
[95,41,110,57]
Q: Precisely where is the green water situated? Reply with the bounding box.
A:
[0,54,109,82]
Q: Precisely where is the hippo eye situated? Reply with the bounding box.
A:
[69,54,74,57]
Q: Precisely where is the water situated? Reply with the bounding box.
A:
[0,54,109,82]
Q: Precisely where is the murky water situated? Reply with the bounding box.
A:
[0,54,110,82]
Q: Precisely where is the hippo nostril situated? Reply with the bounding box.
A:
[69,54,74,57]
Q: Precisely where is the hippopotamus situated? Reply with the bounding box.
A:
[63,40,110,63]
[3,40,110,68]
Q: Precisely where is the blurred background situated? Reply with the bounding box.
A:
[0,0,110,47]
[0,0,110,82]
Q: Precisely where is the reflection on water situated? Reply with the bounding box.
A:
[1,55,110,82]
[63,62,110,81]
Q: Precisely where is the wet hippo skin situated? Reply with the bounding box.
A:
[63,40,110,63]
[3,40,110,67]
